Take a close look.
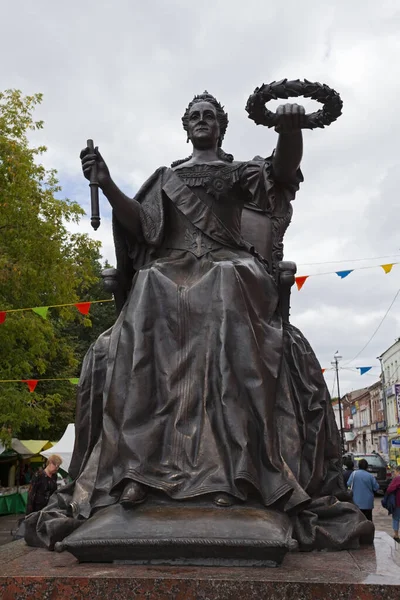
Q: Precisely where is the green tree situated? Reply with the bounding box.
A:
[0,89,105,445]
[44,249,116,440]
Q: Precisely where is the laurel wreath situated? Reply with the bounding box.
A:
[245,79,343,129]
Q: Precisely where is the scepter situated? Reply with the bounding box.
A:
[87,139,100,230]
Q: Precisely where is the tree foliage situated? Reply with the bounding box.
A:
[0,90,115,444]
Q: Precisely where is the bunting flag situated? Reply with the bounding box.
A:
[336,270,353,279]
[381,263,394,274]
[0,312,6,324]
[321,368,326,374]
[295,276,308,291]
[23,380,38,393]
[68,378,80,385]
[32,306,49,320]
[75,302,91,315]
[357,366,372,375]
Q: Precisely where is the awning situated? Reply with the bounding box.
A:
[11,439,34,458]
[19,440,52,455]
[10,439,51,458]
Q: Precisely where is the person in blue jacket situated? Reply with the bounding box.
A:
[347,459,379,522]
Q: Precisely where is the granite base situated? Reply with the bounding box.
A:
[0,532,399,599]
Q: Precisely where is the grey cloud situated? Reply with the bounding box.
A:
[1,0,399,393]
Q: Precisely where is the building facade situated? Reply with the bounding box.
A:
[379,338,400,462]
[369,380,387,454]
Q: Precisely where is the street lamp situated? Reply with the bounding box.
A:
[331,351,345,454]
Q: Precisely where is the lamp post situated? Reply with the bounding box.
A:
[332,351,345,454]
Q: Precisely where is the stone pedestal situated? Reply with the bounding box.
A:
[55,500,295,566]
[1,532,399,599]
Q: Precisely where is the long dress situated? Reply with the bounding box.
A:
[25,157,373,551]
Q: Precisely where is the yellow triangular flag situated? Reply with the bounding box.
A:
[381,263,394,274]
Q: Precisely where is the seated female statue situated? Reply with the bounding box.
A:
[25,92,373,552]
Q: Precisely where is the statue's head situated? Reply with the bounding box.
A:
[182,91,228,149]
[171,92,233,167]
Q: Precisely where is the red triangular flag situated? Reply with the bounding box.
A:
[295,276,309,291]
[321,368,326,374]
[0,312,6,324]
[23,380,38,393]
[75,302,91,315]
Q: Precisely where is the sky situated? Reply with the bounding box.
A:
[1,0,399,394]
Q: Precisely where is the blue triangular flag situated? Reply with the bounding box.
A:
[336,270,353,279]
[357,367,372,375]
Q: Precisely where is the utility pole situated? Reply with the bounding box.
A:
[377,354,389,454]
[332,351,345,454]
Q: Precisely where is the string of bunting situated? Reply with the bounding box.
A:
[321,366,374,376]
[0,261,397,319]
[295,262,397,291]
[0,257,393,390]
[0,299,114,324]
[0,378,79,393]
[0,365,377,393]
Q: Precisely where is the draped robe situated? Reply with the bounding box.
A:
[25,159,374,551]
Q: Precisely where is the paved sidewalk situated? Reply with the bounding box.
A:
[373,494,396,537]
[0,514,21,546]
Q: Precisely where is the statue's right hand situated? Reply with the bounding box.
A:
[80,146,111,189]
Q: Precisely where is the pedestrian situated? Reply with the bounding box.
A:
[347,459,379,522]
[26,454,62,515]
[386,465,400,542]
[343,457,355,486]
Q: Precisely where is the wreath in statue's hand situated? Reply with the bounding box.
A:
[245,79,343,129]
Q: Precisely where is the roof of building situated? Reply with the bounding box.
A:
[341,388,368,404]
[379,337,400,359]
[368,380,381,391]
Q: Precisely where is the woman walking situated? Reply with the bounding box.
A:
[347,459,379,522]
[386,465,400,541]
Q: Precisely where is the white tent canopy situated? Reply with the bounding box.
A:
[41,423,75,473]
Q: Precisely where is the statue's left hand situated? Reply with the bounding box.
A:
[274,103,306,133]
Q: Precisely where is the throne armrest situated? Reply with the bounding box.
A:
[102,267,121,293]
[277,261,297,324]
[101,268,127,316]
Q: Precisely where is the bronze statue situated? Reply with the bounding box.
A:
[25,83,374,565]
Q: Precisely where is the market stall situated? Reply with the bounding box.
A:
[0,439,54,514]
[0,486,28,515]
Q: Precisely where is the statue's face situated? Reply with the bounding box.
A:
[187,101,220,149]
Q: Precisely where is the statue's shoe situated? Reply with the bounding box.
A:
[213,493,234,507]
[120,481,147,506]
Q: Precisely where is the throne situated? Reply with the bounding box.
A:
[102,206,297,323]
[58,207,298,566]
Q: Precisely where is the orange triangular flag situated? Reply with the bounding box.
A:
[381,263,394,274]
[295,276,309,291]
[23,380,38,393]
[75,302,91,315]
[321,368,326,374]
